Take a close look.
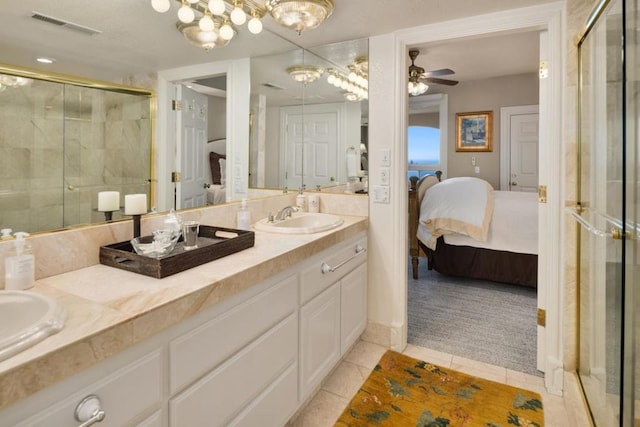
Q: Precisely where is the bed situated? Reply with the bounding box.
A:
[207,139,227,205]
[409,175,538,288]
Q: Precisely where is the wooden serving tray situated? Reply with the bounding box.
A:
[99,225,255,278]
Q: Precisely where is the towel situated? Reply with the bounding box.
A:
[347,149,358,177]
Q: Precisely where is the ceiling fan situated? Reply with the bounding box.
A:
[408,49,458,95]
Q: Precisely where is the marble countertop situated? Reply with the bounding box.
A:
[0,215,368,411]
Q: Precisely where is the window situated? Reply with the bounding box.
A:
[408,125,440,179]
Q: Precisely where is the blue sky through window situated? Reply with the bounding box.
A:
[408,126,440,165]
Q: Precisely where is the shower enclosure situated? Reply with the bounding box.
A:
[0,67,153,235]
[576,0,639,425]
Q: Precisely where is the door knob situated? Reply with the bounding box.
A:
[511,182,518,186]
[203,183,211,189]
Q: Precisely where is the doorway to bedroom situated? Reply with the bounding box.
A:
[406,29,542,377]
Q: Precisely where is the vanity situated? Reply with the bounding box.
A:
[0,206,368,426]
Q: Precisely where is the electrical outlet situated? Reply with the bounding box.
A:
[471,157,476,166]
[372,186,390,203]
[380,149,391,167]
[474,166,480,174]
[380,168,390,186]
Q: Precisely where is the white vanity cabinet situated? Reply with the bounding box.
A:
[299,234,367,401]
[0,231,367,427]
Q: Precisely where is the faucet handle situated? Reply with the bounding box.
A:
[268,212,276,222]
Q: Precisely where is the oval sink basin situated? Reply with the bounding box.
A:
[0,291,66,363]
[254,212,344,234]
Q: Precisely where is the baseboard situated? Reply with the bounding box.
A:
[361,322,391,347]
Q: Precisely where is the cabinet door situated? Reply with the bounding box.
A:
[340,263,367,354]
[299,283,341,401]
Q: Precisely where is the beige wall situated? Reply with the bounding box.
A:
[207,96,226,141]
[444,72,539,188]
[409,112,439,128]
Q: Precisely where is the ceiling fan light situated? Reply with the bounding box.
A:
[208,0,226,15]
[151,0,171,13]
[266,0,334,33]
[178,4,195,23]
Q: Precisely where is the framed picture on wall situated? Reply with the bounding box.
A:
[455,111,493,152]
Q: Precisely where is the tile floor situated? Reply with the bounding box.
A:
[289,340,583,426]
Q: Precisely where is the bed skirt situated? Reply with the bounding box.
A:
[425,237,538,289]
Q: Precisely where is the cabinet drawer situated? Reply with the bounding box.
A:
[300,235,367,305]
[169,313,298,426]
[16,350,162,427]
[169,273,297,394]
[228,362,298,427]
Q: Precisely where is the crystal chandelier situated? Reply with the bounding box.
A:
[151,0,334,51]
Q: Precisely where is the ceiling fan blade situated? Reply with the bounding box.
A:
[423,77,459,86]
[423,68,455,77]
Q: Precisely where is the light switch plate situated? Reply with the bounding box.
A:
[372,186,390,204]
[380,149,390,167]
[380,168,390,186]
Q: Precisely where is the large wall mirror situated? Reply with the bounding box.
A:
[0,66,153,235]
[0,29,367,235]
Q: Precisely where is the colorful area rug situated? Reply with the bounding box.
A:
[335,350,544,426]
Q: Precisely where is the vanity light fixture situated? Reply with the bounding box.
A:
[286,65,323,84]
[325,58,368,102]
[151,0,333,51]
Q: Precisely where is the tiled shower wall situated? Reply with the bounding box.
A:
[0,78,151,234]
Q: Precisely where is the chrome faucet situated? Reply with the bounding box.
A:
[275,205,299,221]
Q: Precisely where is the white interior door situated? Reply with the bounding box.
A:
[508,109,539,192]
[303,112,338,189]
[176,85,208,209]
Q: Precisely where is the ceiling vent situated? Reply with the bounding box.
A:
[31,12,102,36]
[262,83,285,90]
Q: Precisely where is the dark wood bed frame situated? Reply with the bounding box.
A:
[408,173,538,288]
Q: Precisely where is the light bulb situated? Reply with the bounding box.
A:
[230,6,246,25]
[348,72,357,82]
[178,4,195,23]
[247,16,262,34]
[327,74,335,84]
[208,0,226,15]
[151,0,171,13]
[199,14,215,31]
[219,22,234,40]
[340,80,349,90]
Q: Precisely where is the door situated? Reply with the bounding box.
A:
[281,105,340,191]
[176,85,208,210]
[500,105,539,192]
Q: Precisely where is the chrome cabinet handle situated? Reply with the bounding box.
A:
[75,395,106,427]
[321,245,366,274]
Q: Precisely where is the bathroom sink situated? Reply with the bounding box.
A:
[254,212,344,234]
[0,291,66,363]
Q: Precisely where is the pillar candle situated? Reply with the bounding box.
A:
[98,191,120,212]
[124,194,147,215]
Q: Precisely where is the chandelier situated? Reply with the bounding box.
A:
[151,0,334,50]
[325,56,368,102]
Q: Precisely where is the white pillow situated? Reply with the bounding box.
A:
[219,158,226,186]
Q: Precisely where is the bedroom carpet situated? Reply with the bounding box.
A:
[408,263,542,377]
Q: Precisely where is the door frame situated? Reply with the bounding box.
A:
[368,1,565,395]
[499,104,540,191]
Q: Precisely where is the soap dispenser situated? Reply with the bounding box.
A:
[5,232,35,290]
[236,199,251,230]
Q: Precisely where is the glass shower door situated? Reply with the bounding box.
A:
[578,0,640,425]
[577,0,625,425]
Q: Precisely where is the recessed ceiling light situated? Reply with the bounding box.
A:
[36,57,55,64]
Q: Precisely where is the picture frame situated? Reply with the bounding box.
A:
[455,111,493,152]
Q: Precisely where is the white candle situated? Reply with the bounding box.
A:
[124,194,147,215]
[98,191,120,212]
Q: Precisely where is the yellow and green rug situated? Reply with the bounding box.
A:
[335,350,544,427]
